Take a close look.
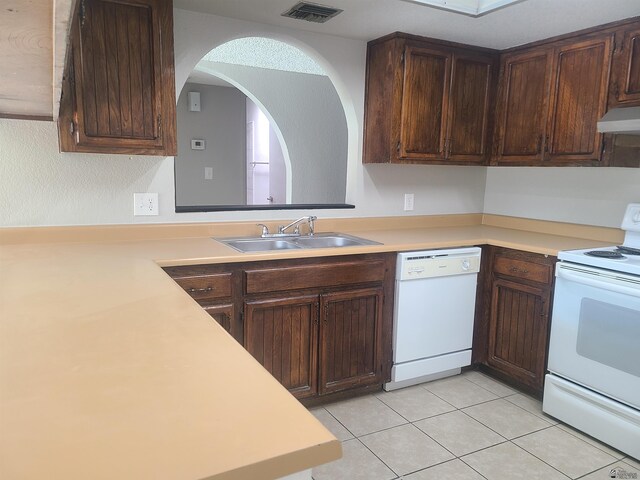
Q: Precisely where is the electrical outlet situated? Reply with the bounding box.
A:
[134,193,159,216]
[404,193,414,211]
[204,167,213,180]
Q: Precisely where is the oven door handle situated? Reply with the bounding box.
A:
[557,265,640,298]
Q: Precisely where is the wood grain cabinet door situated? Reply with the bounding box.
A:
[60,0,176,155]
[493,49,552,164]
[610,27,640,107]
[243,295,319,399]
[545,35,613,164]
[399,46,451,160]
[319,287,384,395]
[446,53,495,163]
[487,278,551,392]
[203,304,234,336]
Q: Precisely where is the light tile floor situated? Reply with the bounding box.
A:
[310,371,638,480]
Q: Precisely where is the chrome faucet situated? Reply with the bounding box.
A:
[278,216,317,236]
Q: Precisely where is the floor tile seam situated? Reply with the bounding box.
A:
[509,439,578,479]
[461,375,517,398]
[319,406,360,440]
[375,394,457,424]
[573,459,634,479]
[456,450,497,480]
[554,422,627,459]
[456,407,514,441]
[352,435,404,478]
[353,418,410,440]
[400,457,482,479]
[503,395,559,424]
[418,384,499,410]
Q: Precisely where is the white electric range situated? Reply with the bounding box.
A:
[543,203,640,460]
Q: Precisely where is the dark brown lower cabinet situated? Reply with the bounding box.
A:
[320,287,384,394]
[487,278,551,392]
[204,304,234,335]
[474,246,555,396]
[164,253,395,405]
[244,295,319,399]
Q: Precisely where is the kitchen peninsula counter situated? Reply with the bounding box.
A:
[0,214,621,479]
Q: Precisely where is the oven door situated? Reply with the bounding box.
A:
[548,262,640,409]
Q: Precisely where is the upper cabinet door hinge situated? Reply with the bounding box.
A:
[401,51,405,65]
[79,0,87,28]
[157,114,162,136]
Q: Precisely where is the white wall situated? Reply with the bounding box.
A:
[1,8,636,229]
[484,168,640,228]
[176,83,246,206]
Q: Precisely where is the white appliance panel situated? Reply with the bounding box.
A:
[548,264,640,409]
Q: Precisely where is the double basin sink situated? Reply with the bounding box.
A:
[218,233,381,253]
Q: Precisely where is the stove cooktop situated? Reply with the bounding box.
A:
[559,246,640,276]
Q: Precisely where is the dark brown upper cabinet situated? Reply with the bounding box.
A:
[363,33,498,166]
[493,49,553,164]
[493,33,613,166]
[610,25,640,107]
[58,0,177,156]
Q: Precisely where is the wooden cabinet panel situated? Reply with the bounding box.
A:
[244,295,319,399]
[245,260,385,294]
[319,287,384,394]
[59,0,176,155]
[204,304,234,334]
[173,273,233,303]
[487,278,551,391]
[610,26,640,107]
[447,54,494,162]
[400,46,450,160]
[474,247,555,395]
[494,49,552,164]
[363,33,497,166]
[546,36,613,164]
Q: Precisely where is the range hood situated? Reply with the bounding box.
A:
[597,106,640,135]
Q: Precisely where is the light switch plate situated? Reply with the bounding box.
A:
[404,193,414,211]
[134,193,159,216]
[204,167,213,180]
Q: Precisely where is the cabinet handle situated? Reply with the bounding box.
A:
[448,138,454,158]
[544,134,550,154]
[509,266,529,275]
[188,286,213,293]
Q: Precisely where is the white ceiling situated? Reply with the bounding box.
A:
[174,0,640,49]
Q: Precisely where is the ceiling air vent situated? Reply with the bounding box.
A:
[281,2,343,23]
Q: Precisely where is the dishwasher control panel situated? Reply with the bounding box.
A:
[397,247,481,280]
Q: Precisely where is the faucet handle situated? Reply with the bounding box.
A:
[308,216,317,236]
[256,223,269,237]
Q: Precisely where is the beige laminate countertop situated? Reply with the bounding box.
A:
[0,218,620,480]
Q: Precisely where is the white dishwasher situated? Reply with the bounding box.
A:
[385,247,481,391]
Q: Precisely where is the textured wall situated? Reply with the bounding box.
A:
[176,83,246,206]
[484,167,640,228]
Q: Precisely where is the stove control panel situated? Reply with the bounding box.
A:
[621,203,640,232]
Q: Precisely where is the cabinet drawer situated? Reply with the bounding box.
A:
[493,256,552,284]
[174,274,232,302]
[245,261,385,294]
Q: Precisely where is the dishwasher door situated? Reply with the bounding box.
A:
[394,273,479,364]
[387,247,481,390]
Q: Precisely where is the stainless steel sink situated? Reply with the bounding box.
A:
[218,233,381,253]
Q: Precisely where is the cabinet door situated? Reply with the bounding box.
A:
[61,0,176,155]
[244,295,319,399]
[399,46,451,160]
[545,35,613,164]
[446,53,494,163]
[610,27,640,107]
[319,287,384,395]
[487,278,551,392]
[204,304,234,335]
[493,49,552,164]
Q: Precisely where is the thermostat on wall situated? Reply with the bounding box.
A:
[191,139,205,150]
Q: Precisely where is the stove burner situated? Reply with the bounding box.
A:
[584,250,626,259]
[616,246,640,256]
